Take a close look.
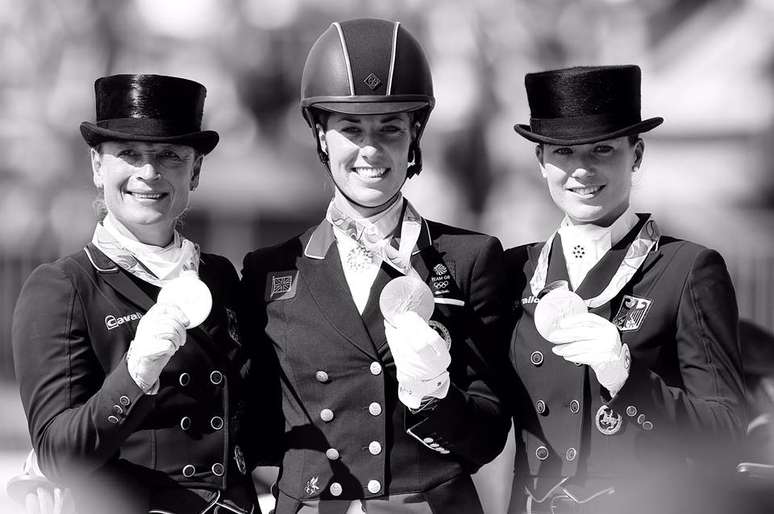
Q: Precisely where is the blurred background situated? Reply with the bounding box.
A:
[2,0,774,511]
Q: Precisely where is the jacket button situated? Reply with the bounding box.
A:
[626,405,638,417]
[119,395,131,406]
[369,402,382,416]
[210,370,223,385]
[566,448,577,461]
[370,362,382,375]
[536,400,546,415]
[569,400,580,414]
[368,441,382,455]
[112,405,123,415]
[325,448,340,461]
[423,437,434,444]
[315,371,329,383]
[182,465,196,478]
[367,480,381,494]
[535,445,549,461]
[211,463,224,477]
[320,409,334,422]
[107,415,119,424]
[429,443,440,448]
[210,416,224,430]
[530,351,544,366]
[636,414,645,425]
[642,420,654,431]
[180,416,192,431]
[330,482,343,496]
[439,449,450,455]
[178,373,190,387]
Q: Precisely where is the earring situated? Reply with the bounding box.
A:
[632,166,639,173]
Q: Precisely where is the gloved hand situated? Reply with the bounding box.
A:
[6,450,74,514]
[384,311,451,409]
[127,303,189,394]
[550,312,631,397]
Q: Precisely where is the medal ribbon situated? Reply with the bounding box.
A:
[529,216,660,308]
[327,199,422,277]
[92,222,200,287]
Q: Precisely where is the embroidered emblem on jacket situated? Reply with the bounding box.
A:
[305,476,320,495]
[612,295,652,331]
[105,312,143,330]
[265,271,299,301]
[433,263,448,276]
[596,405,623,435]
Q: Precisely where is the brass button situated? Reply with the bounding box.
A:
[569,400,580,414]
[439,449,450,455]
[107,415,119,424]
[530,351,544,366]
[182,465,196,478]
[536,400,546,415]
[211,463,224,476]
[330,482,343,496]
[370,362,382,375]
[423,437,434,444]
[326,448,340,461]
[626,405,637,417]
[315,371,329,383]
[178,373,191,387]
[180,416,192,431]
[367,480,381,494]
[320,409,334,422]
[209,370,223,385]
[369,402,382,416]
[112,405,123,415]
[636,414,645,425]
[119,395,131,406]
[210,416,224,430]
[535,445,549,461]
[566,447,577,462]
[642,420,654,431]
[368,441,382,455]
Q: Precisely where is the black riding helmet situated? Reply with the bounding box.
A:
[300,18,435,180]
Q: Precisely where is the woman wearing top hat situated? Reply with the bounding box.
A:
[11,74,258,514]
[240,18,511,513]
[504,65,747,513]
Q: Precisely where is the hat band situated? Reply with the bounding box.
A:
[530,112,641,139]
[96,117,201,136]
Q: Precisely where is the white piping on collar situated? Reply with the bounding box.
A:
[333,22,355,96]
[83,246,118,272]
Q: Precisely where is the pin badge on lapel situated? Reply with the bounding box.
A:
[265,271,299,301]
[612,295,652,331]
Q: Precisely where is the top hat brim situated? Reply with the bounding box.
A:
[513,117,663,146]
[80,122,219,155]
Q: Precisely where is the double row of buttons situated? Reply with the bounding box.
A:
[178,370,223,387]
[181,463,225,478]
[534,445,577,462]
[179,415,224,431]
[535,399,580,415]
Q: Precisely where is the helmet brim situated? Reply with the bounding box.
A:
[304,96,432,116]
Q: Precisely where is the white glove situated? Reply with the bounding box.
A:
[550,312,630,397]
[127,303,189,394]
[6,450,74,514]
[384,311,451,409]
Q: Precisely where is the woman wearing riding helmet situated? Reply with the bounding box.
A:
[240,17,511,514]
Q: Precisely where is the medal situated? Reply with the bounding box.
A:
[157,270,212,328]
[533,287,587,342]
[379,275,434,324]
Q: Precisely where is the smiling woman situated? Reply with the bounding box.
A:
[11,74,258,514]
[504,65,746,514]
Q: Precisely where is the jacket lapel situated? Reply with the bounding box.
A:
[301,222,379,359]
[85,244,155,312]
[361,263,401,352]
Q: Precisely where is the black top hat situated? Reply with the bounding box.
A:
[80,74,219,154]
[513,65,663,145]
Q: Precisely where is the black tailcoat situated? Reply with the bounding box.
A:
[504,217,746,512]
[12,244,256,514]
[240,218,511,513]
